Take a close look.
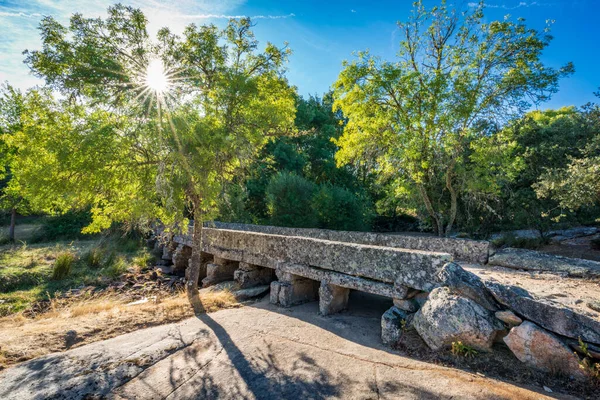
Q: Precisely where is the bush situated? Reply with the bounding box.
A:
[52,252,76,280]
[32,211,93,243]
[311,184,372,231]
[132,249,154,268]
[266,172,318,228]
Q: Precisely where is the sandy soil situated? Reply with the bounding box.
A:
[0,290,239,369]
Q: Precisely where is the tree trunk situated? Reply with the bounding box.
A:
[445,169,458,237]
[8,208,16,242]
[186,209,205,314]
[417,183,443,236]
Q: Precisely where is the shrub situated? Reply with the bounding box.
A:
[311,184,372,231]
[82,247,105,269]
[266,172,318,228]
[451,341,478,358]
[32,211,93,243]
[132,250,154,269]
[52,252,76,280]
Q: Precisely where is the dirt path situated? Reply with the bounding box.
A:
[0,296,575,400]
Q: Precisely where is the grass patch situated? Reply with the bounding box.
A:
[52,252,77,280]
[0,234,153,317]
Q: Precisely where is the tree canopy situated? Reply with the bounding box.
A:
[14,4,296,310]
[332,0,573,236]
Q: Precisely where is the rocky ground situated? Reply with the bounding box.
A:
[463,264,600,320]
[0,293,585,400]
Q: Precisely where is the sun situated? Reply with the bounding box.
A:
[145,59,170,94]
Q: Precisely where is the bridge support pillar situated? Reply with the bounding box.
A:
[270,271,318,307]
[319,282,349,316]
[201,256,238,287]
[234,262,274,289]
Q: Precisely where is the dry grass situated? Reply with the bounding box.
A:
[0,289,240,370]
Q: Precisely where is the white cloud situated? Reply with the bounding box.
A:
[0,0,294,90]
[180,13,295,20]
[468,1,554,9]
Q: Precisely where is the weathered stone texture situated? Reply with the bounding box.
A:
[393,298,419,313]
[271,272,319,307]
[171,244,192,273]
[234,262,274,289]
[495,310,522,327]
[202,228,452,291]
[204,221,489,263]
[381,306,409,346]
[489,247,600,277]
[485,281,600,345]
[504,321,587,380]
[319,282,350,316]
[437,262,499,311]
[202,261,238,288]
[413,287,504,352]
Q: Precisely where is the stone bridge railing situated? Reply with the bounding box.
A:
[156,222,600,381]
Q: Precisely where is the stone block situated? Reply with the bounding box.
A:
[393,298,419,313]
[276,278,319,308]
[270,281,281,305]
[172,244,192,274]
[234,265,274,289]
[201,261,238,288]
[381,306,409,346]
[319,282,350,316]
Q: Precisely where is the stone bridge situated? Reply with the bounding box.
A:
[156,222,600,381]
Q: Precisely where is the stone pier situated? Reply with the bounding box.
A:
[319,282,350,315]
[234,262,274,289]
[202,256,238,287]
[270,270,319,307]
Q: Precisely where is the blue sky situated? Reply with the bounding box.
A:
[1,0,598,109]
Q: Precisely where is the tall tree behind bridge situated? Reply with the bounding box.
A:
[18,5,296,311]
[332,0,573,236]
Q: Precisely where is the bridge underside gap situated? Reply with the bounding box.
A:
[347,290,393,316]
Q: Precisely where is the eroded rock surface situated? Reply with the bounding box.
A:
[504,321,587,380]
[489,248,600,277]
[485,281,600,345]
[437,262,498,311]
[413,287,504,351]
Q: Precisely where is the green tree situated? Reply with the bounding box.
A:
[0,84,32,241]
[535,103,600,211]
[17,5,296,311]
[332,0,573,236]
[265,171,318,228]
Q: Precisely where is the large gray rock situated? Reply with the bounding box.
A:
[549,226,599,242]
[437,262,498,311]
[504,321,587,380]
[413,287,504,352]
[485,281,600,345]
[489,248,600,277]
